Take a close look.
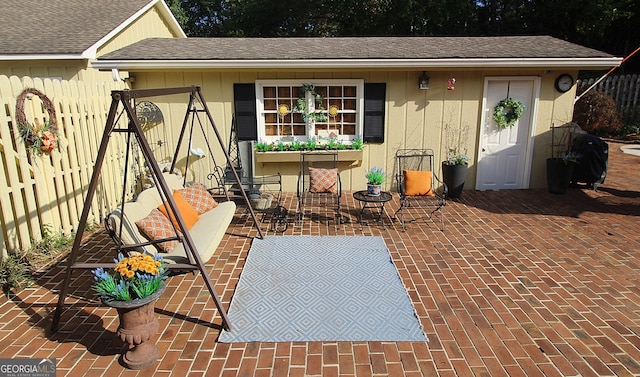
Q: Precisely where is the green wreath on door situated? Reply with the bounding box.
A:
[493,97,525,128]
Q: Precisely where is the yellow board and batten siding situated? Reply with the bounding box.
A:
[129,68,577,193]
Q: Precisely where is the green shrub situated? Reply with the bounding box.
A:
[573,90,623,137]
[351,137,363,150]
[255,141,272,152]
[0,225,79,295]
[619,123,640,138]
[0,254,32,294]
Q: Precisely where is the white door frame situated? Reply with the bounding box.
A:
[476,76,541,190]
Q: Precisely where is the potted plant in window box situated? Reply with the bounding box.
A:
[253,137,364,165]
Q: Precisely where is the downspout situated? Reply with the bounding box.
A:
[575,45,640,104]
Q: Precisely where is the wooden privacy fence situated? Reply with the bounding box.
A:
[578,73,640,123]
[0,76,129,256]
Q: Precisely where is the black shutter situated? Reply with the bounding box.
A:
[233,83,257,141]
[363,83,386,143]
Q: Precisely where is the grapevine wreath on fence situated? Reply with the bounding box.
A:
[15,88,59,155]
[493,97,525,129]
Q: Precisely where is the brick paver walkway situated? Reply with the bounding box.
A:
[1,141,639,376]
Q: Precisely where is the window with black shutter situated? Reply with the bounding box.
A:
[233,83,257,141]
[235,80,385,145]
[363,83,386,143]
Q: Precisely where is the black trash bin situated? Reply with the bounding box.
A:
[570,133,608,190]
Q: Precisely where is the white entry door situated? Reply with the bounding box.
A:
[476,77,539,190]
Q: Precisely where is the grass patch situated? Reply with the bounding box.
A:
[1,224,94,295]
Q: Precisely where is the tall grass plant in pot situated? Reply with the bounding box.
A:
[442,124,469,198]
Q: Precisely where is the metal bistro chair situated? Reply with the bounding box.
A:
[394,148,447,231]
[297,151,342,227]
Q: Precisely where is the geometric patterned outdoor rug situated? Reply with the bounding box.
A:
[218,236,427,343]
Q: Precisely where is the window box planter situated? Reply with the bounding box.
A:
[254,149,363,166]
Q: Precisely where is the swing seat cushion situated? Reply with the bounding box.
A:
[106,173,236,264]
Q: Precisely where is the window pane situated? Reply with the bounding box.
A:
[344,99,356,110]
[312,86,327,101]
[343,125,356,134]
[329,86,342,97]
[278,87,291,98]
[344,86,356,97]
[263,87,276,98]
[280,113,291,123]
[264,99,277,110]
[265,125,278,136]
[265,113,277,123]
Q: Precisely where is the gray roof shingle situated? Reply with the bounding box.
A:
[1,0,153,55]
[98,36,613,61]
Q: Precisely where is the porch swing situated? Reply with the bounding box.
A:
[51,86,263,333]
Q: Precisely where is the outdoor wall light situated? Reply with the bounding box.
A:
[418,72,430,90]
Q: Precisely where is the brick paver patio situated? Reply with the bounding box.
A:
[1,141,639,376]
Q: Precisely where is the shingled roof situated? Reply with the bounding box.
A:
[0,0,182,58]
[93,36,620,70]
[100,36,611,60]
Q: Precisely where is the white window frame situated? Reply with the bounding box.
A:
[255,79,364,143]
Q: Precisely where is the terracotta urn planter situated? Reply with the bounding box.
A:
[103,283,165,369]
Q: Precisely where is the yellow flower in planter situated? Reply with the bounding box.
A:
[93,253,167,301]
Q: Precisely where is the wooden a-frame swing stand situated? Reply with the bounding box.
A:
[51,86,263,333]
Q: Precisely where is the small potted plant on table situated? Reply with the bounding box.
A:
[365,167,386,196]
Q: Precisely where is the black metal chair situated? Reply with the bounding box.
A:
[297,151,342,227]
[394,149,447,231]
